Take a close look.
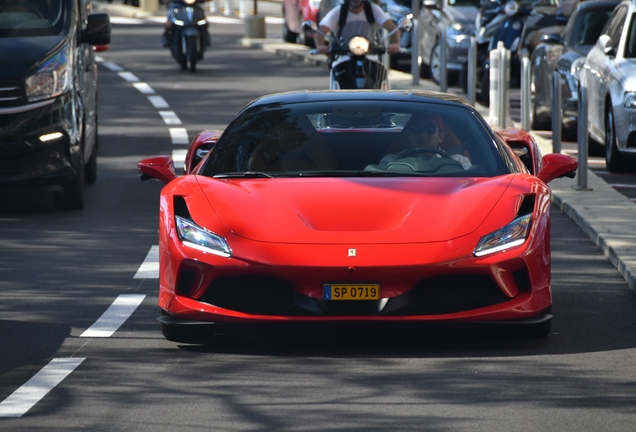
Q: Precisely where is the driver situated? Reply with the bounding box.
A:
[379,114,472,169]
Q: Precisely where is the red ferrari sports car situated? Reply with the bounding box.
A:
[138,90,577,343]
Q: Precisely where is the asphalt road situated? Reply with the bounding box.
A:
[1,12,636,431]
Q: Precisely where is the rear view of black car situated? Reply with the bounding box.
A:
[0,0,110,209]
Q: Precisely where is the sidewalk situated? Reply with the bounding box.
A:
[97,1,636,294]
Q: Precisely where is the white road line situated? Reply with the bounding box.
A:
[173,149,187,169]
[134,245,159,279]
[118,71,140,82]
[0,358,85,418]
[609,184,636,188]
[80,294,146,338]
[159,110,182,125]
[101,61,124,72]
[109,17,145,24]
[132,82,156,95]
[148,95,170,109]
[170,127,189,145]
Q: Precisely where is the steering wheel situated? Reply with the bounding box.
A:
[0,2,45,19]
[396,147,453,160]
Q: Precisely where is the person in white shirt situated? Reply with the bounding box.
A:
[313,0,401,68]
[379,114,472,170]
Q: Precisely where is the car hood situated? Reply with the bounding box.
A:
[196,176,514,244]
[445,6,478,28]
[0,36,65,80]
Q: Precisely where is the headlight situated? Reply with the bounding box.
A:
[25,44,73,102]
[473,214,532,257]
[175,215,232,257]
[309,0,321,9]
[184,0,196,4]
[504,1,519,17]
[447,24,469,42]
[624,92,636,109]
[349,36,370,56]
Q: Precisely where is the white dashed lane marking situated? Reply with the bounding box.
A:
[118,71,140,82]
[170,127,189,144]
[80,294,147,338]
[134,245,159,279]
[0,358,85,418]
[133,82,156,94]
[159,110,182,125]
[148,95,170,109]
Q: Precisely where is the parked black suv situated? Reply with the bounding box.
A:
[0,0,110,209]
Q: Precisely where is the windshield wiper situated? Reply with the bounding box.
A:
[213,171,274,179]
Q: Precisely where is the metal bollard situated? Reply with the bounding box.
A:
[467,35,476,106]
[209,0,221,13]
[239,0,248,18]
[383,28,391,85]
[498,43,509,129]
[520,49,531,131]
[440,27,447,93]
[552,72,562,153]
[411,18,419,86]
[576,86,590,190]
[223,0,233,16]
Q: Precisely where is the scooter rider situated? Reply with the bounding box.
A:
[161,0,211,48]
[314,0,401,67]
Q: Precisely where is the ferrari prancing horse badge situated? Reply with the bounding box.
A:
[348,249,356,257]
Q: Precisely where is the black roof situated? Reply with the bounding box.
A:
[245,90,475,110]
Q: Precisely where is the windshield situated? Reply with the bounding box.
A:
[0,0,66,37]
[568,7,613,47]
[201,100,510,178]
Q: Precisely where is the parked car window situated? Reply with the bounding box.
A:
[571,9,614,46]
[625,14,636,57]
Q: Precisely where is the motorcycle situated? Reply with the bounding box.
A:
[164,0,210,72]
[303,15,411,90]
[462,0,534,105]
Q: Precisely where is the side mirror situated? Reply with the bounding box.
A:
[598,34,612,55]
[138,156,177,184]
[537,153,578,184]
[83,13,111,45]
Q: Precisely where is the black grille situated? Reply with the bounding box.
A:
[0,80,26,108]
[406,275,510,315]
[198,276,308,315]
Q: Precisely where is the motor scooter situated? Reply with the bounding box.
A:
[462,0,533,105]
[164,0,210,72]
[304,15,411,90]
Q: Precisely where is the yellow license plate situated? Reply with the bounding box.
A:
[323,284,380,300]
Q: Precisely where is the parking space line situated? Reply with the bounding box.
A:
[0,358,85,418]
[80,294,146,338]
[134,246,159,279]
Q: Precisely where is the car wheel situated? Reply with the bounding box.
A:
[85,116,98,184]
[605,103,629,173]
[530,66,550,130]
[429,42,441,84]
[54,147,86,210]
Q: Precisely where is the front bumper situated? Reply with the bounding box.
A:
[0,93,80,191]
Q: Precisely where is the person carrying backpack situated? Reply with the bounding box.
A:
[314,0,401,68]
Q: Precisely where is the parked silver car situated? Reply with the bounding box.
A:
[582,0,636,171]
[417,0,480,84]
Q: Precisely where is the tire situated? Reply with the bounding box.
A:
[429,42,441,84]
[187,36,197,72]
[54,147,86,210]
[530,67,550,130]
[85,116,98,184]
[605,103,629,172]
